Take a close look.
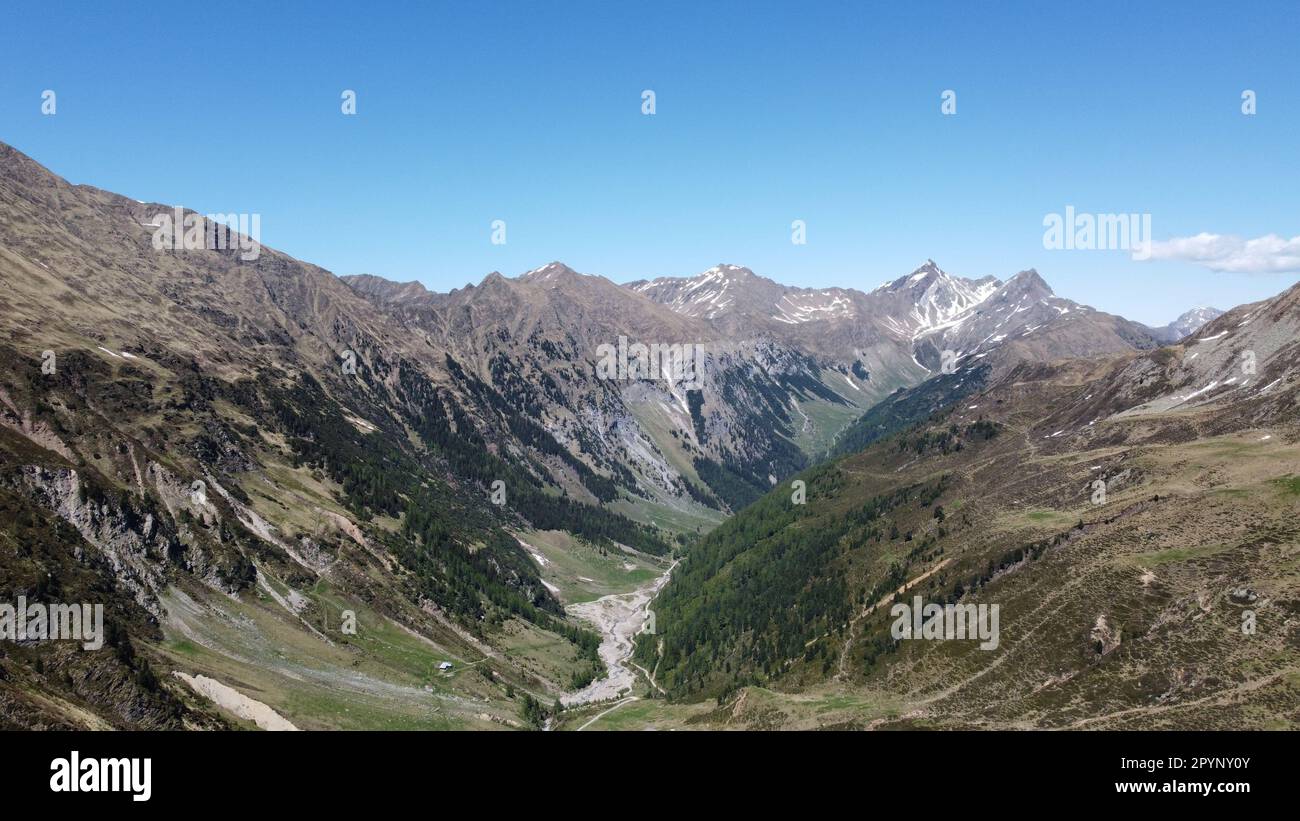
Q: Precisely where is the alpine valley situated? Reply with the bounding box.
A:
[1,141,1295,731]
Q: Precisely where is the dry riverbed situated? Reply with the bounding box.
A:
[561,561,676,707]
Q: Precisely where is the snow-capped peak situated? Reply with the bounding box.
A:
[1171,306,1223,331]
[886,259,947,291]
[885,262,1001,338]
[633,264,760,319]
[521,261,578,282]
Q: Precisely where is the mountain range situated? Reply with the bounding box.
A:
[638,281,1300,727]
[2,139,1290,732]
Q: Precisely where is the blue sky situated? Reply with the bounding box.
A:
[2,0,1297,325]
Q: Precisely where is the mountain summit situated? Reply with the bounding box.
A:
[1148,306,1225,343]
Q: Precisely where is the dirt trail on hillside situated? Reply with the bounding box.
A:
[835,558,952,678]
[574,696,639,731]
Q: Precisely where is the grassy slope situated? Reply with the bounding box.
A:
[158,570,603,729]
[515,529,665,604]
[635,368,1300,728]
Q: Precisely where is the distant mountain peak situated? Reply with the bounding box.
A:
[520,261,578,282]
[1003,268,1054,297]
[624,263,782,320]
[1173,305,1222,325]
[888,259,948,289]
[1147,305,1224,343]
[705,263,754,276]
[688,264,764,289]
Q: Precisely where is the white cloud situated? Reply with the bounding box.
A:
[1142,232,1300,273]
